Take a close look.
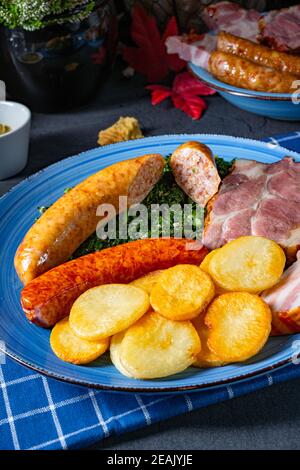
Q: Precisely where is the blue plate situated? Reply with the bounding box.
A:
[0,134,299,392]
[189,63,300,121]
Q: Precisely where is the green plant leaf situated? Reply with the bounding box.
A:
[0,1,96,30]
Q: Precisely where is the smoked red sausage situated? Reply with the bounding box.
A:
[21,238,209,328]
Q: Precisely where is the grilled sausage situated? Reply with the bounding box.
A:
[21,238,209,328]
[170,142,221,207]
[217,32,300,76]
[209,51,298,93]
[14,154,165,285]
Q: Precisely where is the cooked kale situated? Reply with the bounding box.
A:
[37,155,233,259]
[72,156,233,258]
[72,156,203,258]
[215,156,233,180]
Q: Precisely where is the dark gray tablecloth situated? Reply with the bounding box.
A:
[2,64,300,450]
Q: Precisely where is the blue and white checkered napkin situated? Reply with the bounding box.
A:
[1,132,300,450]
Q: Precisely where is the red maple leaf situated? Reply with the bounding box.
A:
[146,85,172,105]
[122,6,185,83]
[173,72,217,97]
[172,92,207,120]
[162,17,186,73]
[146,71,216,120]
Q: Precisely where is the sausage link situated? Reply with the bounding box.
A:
[170,142,221,207]
[209,51,298,93]
[14,154,165,285]
[217,32,300,76]
[21,238,209,328]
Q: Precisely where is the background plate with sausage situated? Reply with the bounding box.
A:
[189,62,300,121]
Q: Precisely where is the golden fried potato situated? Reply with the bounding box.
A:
[110,331,133,378]
[192,315,227,368]
[200,249,227,295]
[130,270,164,295]
[208,236,285,293]
[69,284,150,341]
[205,292,272,362]
[118,311,201,379]
[199,249,220,273]
[50,317,109,364]
[150,264,215,321]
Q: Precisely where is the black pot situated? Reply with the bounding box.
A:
[0,0,117,112]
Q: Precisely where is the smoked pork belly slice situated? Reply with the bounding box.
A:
[165,34,217,70]
[202,1,260,42]
[202,157,300,260]
[262,252,300,334]
[166,2,260,70]
[259,5,300,53]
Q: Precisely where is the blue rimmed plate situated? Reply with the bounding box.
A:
[0,134,299,392]
[189,63,300,121]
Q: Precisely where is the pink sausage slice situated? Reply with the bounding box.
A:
[170,141,221,207]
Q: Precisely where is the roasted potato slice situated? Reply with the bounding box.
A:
[69,284,150,341]
[200,248,226,295]
[199,249,220,273]
[130,270,164,294]
[193,315,227,368]
[110,331,133,378]
[50,317,109,364]
[205,292,272,362]
[119,311,201,379]
[208,236,285,293]
[150,264,215,321]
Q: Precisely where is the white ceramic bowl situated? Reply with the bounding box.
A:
[0,101,31,180]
